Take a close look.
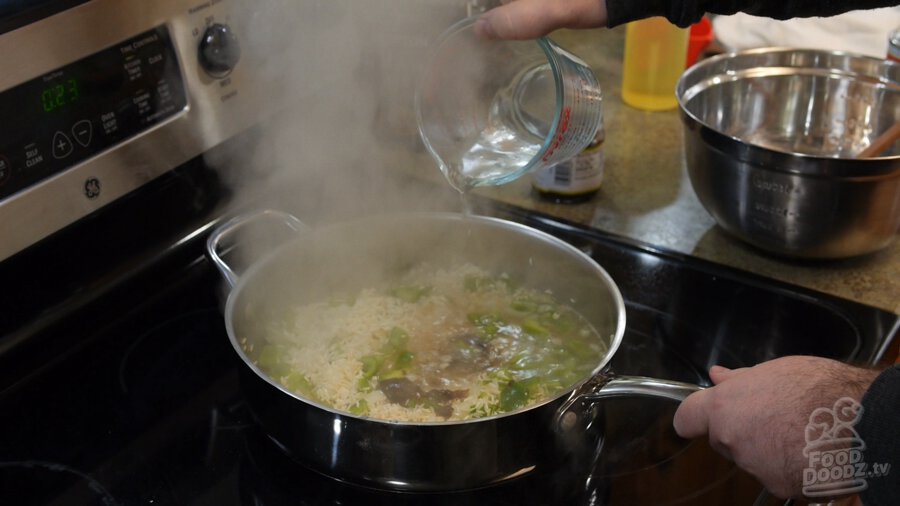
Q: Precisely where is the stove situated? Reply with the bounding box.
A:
[1,1,897,505]
[1,153,896,505]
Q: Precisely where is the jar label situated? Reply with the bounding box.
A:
[532,144,605,195]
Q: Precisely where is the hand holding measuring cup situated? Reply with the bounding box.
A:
[415,16,603,192]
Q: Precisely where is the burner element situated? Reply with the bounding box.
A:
[0,461,119,505]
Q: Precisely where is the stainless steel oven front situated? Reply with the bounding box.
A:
[0,0,267,261]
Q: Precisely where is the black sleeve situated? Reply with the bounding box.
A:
[606,0,900,28]
[857,364,900,506]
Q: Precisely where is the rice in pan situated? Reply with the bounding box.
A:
[247,263,605,423]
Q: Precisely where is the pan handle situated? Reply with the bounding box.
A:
[205,209,309,289]
[584,375,703,402]
[555,373,704,431]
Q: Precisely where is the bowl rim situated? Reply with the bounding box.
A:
[676,47,900,171]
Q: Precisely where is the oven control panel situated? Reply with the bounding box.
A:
[0,0,272,262]
[0,26,187,201]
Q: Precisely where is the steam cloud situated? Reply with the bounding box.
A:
[213,0,476,231]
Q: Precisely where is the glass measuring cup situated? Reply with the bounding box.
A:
[415,16,603,192]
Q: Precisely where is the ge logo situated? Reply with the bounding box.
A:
[84,177,101,199]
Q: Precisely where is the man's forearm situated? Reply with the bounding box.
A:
[607,0,900,27]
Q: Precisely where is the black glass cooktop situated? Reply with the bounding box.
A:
[0,166,896,505]
[0,246,753,506]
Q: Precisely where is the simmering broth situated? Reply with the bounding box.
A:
[247,263,606,422]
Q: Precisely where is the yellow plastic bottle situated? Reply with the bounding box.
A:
[621,17,689,111]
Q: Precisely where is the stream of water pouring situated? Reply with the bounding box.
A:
[459,191,474,217]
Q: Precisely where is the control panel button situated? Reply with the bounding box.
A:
[198,23,241,78]
[52,131,73,159]
[24,144,44,169]
[0,156,10,186]
[72,120,93,147]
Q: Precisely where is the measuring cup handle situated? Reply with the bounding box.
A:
[205,209,309,289]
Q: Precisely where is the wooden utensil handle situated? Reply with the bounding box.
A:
[858,122,900,158]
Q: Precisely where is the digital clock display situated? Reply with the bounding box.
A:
[40,78,80,113]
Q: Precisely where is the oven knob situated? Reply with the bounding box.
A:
[198,23,241,78]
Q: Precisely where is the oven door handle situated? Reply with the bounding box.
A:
[205,209,309,288]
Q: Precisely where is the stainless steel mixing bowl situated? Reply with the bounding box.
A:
[676,48,900,258]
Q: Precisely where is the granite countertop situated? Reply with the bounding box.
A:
[460,26,899,315]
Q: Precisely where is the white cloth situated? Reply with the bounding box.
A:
[712,8,900,58]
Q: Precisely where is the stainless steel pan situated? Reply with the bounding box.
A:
[206,210,702,491]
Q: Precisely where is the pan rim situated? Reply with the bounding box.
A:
[222,211,627,427]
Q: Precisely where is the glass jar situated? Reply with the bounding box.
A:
[531,120,605,202]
